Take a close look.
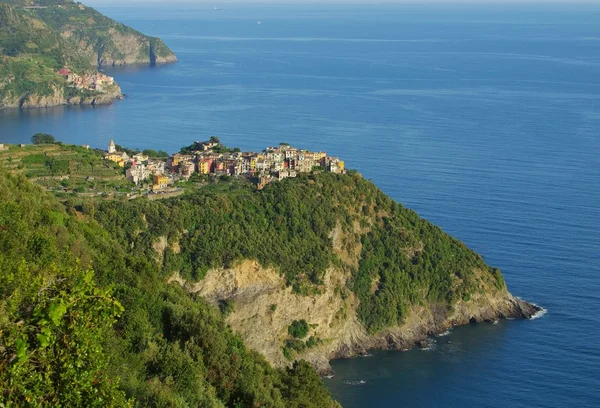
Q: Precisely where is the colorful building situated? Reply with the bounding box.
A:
[152,174,168,190]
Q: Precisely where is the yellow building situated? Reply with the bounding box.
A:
[338,160,345,171]
[104,153,125,167]
[170,154,193,168]
[152,174,168,190]
[198,160,211,175]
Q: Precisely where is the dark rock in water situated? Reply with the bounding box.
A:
[417,339,433,349]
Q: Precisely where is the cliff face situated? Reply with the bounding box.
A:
[167,213,541,376]
[62,24,177,68]
[171,260,538,375]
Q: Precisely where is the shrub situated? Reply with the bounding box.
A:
[288,320,309,339]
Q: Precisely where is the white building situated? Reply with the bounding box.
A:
[126,164,151,185]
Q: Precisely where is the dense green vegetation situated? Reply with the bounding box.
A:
[0,56,64,101]
[288,320,309,339]
[90,171,507,332]
[31,133,55,144]
[283,320,321,361]
[94,174,345,293]
[0,170,340,407]
[0,148,509,405]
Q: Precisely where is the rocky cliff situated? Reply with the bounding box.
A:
[127,172,543,376]
[170,244,539,376]
[0,81,123,109]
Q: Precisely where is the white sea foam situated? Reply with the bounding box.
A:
[420,339,437,351]
[343,380,367,386]
[530,306,548,320]
[437,329,452,337]
[514,298,548,320]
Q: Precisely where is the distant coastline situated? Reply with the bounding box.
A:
[0,0,176,110]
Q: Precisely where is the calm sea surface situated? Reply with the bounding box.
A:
[1,3,599,407]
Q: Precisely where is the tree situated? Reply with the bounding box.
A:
[209,136,221,144]
[281,361,341,408]
[143,149,169,158]
[31,133,55,145]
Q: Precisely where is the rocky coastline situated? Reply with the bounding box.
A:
[169,257,543,378]
[315,295,542,376]
[0,83,124,110]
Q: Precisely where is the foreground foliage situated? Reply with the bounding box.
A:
[0,171,340,407]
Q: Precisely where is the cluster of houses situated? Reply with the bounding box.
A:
[56,69,116,92]
[104,139,345,191]
[104,140,168,191]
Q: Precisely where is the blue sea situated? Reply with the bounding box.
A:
[1,2,599,407]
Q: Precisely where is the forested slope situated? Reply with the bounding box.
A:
[0,170,339,407]
[93,171,509,330]
[0,165,538,405]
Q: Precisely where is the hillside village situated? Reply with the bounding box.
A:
[56,69,118,94]
[104,138,346,192]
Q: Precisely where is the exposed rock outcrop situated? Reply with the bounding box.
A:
[1,82,123,110]
[170,257,541,376]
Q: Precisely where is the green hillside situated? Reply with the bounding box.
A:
[0,169,340,407]
[92,171,507,333]
[0,148,524,406]
[0,143,133,193]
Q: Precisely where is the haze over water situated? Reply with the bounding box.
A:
[1,3,599,407]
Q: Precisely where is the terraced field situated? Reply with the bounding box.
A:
[0,143,133,193]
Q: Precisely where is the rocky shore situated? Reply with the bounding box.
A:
[169,258,542,378]
[314,295,542,376]
[0,83,123,110]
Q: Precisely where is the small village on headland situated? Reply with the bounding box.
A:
[106,137,345,192]
[56,68,119,95]
[0,137,346,199]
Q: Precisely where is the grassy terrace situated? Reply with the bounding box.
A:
[0,143,134,195]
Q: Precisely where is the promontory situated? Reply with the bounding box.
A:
[0,0,176,109]
[0,139,541,406]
